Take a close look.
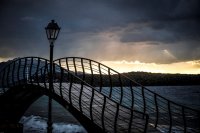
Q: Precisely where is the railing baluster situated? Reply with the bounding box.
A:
[114,103,119,133]
[12,61,15,86]
[79,81,83,113]
[23,58,27,83]
[144,115,149,133]
[89,88,94,122]
[29,58,33,84]
[2,68,6,92]
[73,58,77,75]
[69,74,73,104]
[36,58,40,86]
[66,58,70,80]
[108,68,113,98]
[6,65,10,87]
[168,101,172,132]
[130,81,134,108]
[182,107,186,133]
[118,74,123,104]
[154,94,159,128]
[98,63,102,92]
[89,60,94,121]
[81,58,85,80]
[89,60,94,86]
[128,109,133,133]
[3,57,200,133]
[44,60,47,89]
[40,69,43,87]
[17,59,21,85]
[142,86,146,118]
[101,96,106,132]
[59,60,63,98]
[79,58,85,113]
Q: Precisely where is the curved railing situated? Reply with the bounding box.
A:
[0,57,49,93]
[54,57,200,133]
[0,57,149,133]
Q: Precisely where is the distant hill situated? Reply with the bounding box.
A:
[123,72,200,86]
[1,59,200,86]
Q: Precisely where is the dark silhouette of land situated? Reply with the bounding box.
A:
[1,61,200,86]
[124,72,200,86]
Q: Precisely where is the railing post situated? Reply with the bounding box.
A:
[118,74,123,104]
[154,94,159,128]
[40,69,43,86]
[73,58,77,75]
[44,60,48,89]
[79,81,83,113]
[168,101,172,132]
[11,61,15,86]
[60,68,64,98]
[108,68,113,98]
[66,58,70,79]
[114,103,119,133]
[17,59,21,85]
[130,81,134,108]
[101,95,106,132]
[59,60,63,98]
[128,109,133,133]
[6,65,10,87]
[144,114,149,133]
[98,63,102,92]
[182,107,186,133]
[2,68,6,92]
[142,86,146,118]
[29,58,33,84]
[69,74,73,105]
[36,58,40,86]
[89,60,94,121]
[81,58,85,80]
[89,60,94,86]
[89,87,94,121]
[23,58,27,84]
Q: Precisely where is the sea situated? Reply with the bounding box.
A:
[19,86,200,133]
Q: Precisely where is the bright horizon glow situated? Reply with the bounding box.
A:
[101,60,200,74]
[1,57,200,74]
[0,57,12,62]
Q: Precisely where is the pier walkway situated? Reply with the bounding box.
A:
[0,57,199,132]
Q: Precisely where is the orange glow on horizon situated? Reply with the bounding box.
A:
[1,57,200,74]
[0,57,11,62]
[101,60,200,74]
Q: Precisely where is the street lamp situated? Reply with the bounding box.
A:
[45,20,60,133]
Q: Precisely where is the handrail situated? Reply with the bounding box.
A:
[0,57,149,133]
[54,57,200,133]
[54,57,200,112]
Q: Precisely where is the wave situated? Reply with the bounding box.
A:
[20,115,87,133]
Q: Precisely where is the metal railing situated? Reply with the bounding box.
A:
[54,57,200,133]
[0,57,149,133]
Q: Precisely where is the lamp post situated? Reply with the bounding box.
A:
[45,20,60,133]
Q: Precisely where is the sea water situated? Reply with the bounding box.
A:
[19,86,200,133]
[19,95,87,133]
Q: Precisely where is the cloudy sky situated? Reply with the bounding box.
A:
[0,0,200,74]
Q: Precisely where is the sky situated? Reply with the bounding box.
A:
[0,0,200,74]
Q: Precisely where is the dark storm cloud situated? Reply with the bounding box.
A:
[119,0,200,43]
[0,0,200,63]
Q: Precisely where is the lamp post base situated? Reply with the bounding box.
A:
[47,121,53,133]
